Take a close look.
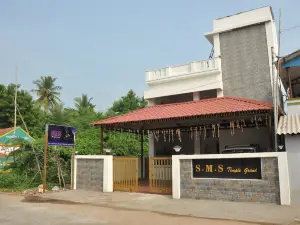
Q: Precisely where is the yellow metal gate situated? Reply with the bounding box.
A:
[113,157,138,192]
[149,157,172,194]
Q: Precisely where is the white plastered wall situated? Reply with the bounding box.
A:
[285,135,300,205]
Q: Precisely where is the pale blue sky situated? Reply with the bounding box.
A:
[1,0,299,111]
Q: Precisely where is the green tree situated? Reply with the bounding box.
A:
[74,94,95,112]
[32,76,62,113]
[104,89,148,156]
[0,84,43,137]
[49,104,66,125]
[107,89,147,116]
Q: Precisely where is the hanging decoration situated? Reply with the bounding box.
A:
[230,120,235,136]
[171,129,174,142]
[203,126,207,140]
[242,119,246,128]
[199,126,202,137]
[163,130,166,142]
[240,120,244,132]
[236,120,240,129]
[254,116,259,129]
[176,129,182,142]
[168,129,171,142]
[147,130,150,139]
[154,130,159,142]
[212,124,216,138]
[265,114,268,126]
[217,124,220,138]
[190,127,193,140]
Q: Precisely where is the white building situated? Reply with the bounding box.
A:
[145,6,281,157]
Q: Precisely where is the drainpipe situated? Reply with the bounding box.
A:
[272,47,278,152]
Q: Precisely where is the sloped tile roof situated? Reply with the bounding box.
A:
[277,114,300,135]
[92,97,273,126]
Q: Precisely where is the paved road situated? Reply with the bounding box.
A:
[0,193,261,225]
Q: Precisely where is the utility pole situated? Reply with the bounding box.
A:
[14,65,18,136]
[273,9,282,152]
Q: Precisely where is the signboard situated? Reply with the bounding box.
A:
[47,125,76,146]
[192,158,262,179]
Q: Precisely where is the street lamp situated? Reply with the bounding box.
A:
[104,147,112,155]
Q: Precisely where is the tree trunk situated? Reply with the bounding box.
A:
[59,164,65,188]
[56,155,61,187]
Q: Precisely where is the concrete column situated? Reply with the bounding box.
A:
[193,92,200,101]
[193,92,201,154]
[149,134,155,157]
[147,99,156,157]
[194,132,201,154]
[217,89,224,97]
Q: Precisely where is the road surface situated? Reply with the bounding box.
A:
[0,193,263,225]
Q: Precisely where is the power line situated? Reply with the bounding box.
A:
[281,25,300,33]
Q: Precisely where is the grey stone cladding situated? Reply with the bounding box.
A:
[220,24,272,103]
[76,159,104,191]
[180,158,280,204]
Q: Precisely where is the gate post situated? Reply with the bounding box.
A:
[103,155,113,192]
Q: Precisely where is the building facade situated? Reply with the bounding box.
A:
[145,6,280,157]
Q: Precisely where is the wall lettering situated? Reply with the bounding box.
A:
[192,158,262,179]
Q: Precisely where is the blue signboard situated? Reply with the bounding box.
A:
[47,125,76,146]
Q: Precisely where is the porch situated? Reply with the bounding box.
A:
[90,97,275,192]
[78,96,291,204]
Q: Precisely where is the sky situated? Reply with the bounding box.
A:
[1,0,299,112]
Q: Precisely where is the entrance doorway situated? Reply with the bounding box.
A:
[112,157,172,194]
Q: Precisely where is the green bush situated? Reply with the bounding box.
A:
[0,172,31,189]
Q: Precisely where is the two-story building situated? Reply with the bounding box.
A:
[88,6,291,205]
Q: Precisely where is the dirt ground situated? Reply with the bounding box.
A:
[0,193,266,225]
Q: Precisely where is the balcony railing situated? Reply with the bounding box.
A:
[146,58,218,82]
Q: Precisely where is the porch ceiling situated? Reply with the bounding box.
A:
[91,97,273,131]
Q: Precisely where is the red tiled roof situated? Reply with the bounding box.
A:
[0,127,14,137]
[91,97,273,126]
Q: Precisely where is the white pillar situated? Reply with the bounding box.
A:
[147,99,156,157]
[193,92,201,154]
[193,92,200,101]
[172,155,181,199]
[217,89,224,97]
[149,134,155,157]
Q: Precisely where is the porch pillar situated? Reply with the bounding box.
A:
[140,133,144,179]
[100,126,104,155]
[193,92,201,154]
[148,99,155,158]
[149,134,154,157]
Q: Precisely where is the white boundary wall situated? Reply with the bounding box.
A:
[172,152,291,205]
[73,155,113,192]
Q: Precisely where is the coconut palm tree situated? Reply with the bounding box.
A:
[32,76,62,113]
[74,94,95,112]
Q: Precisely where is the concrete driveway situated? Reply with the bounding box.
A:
[0,193,264,225]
